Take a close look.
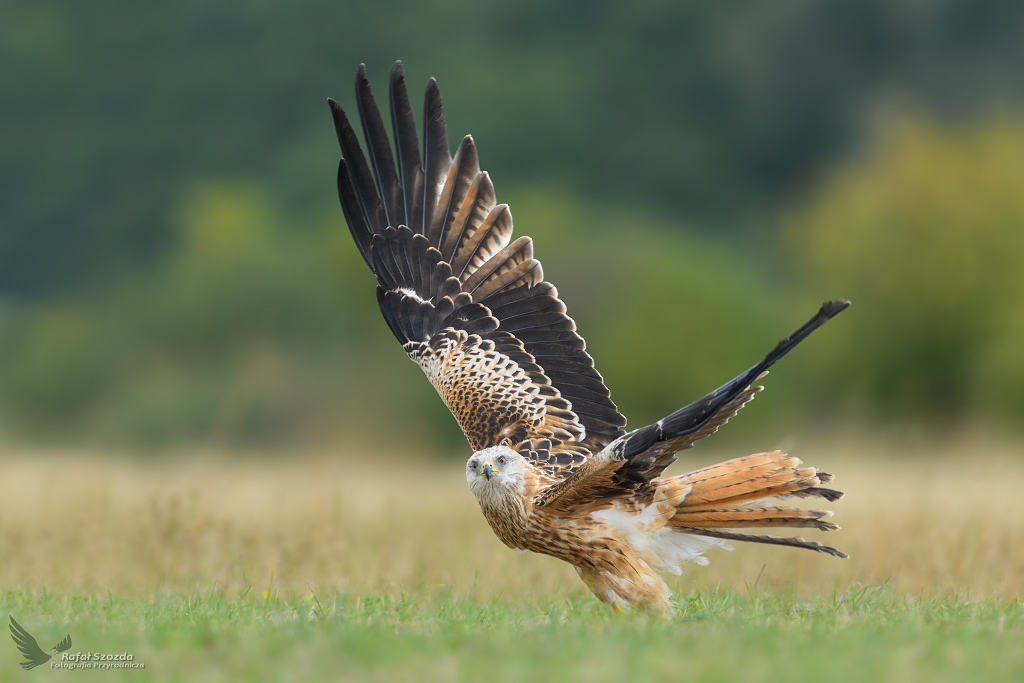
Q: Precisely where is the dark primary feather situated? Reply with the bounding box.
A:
[620,300,850,461]
[449,204,512,280]
[421,77,452,238]
[661,300,849,437]
[336,160,373,268]
[388,62,424,234]
[548,300,851,499]
[329,99,385,236]
[440,171,496,263]
[329,62,626,457]
[355,64,402,228]
[431,136,481,253]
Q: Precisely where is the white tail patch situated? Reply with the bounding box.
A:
[645,528,733,572]
[593,502,732,574]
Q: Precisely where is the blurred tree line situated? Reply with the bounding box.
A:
[1,0,1023,448]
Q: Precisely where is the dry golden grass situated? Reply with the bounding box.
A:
[1,434,1022,601]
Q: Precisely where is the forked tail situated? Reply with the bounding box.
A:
[668,450,848,558]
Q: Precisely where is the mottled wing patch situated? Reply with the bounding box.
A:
[407,329,548,452]
[516,438,591,478]
[406,329,591,477]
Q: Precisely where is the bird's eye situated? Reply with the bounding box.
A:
[469,460,478,469]
[496,456,507,466]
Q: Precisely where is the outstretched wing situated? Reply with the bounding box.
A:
[53,634,72,653]
[329,62,626,474]
[9,616,51,670]
[535,300,850,508]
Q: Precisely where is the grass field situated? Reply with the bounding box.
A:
[0,435,1022,681]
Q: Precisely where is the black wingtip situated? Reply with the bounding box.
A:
[391,60,405,78]
[762,298,851,367]
[423,79,444,119]
[327,98,350,152]
[620,298,852,458]
[354,64,369,95]
[821,299,851,319]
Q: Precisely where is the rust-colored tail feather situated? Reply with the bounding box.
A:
[671,506,838,531]
[667,450,847,558]
[675,450,842,510]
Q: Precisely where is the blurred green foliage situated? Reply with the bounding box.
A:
[0,183,798,447]
[789,116,1024,420]
[2,1,1024,447]
[2,119,1023,447]
[4,0,1024,296]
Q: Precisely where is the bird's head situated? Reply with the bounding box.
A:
[466,445,528,505]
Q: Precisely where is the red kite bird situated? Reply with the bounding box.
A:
[328,62,849,611]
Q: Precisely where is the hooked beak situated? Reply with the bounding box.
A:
[482,461,493,480]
